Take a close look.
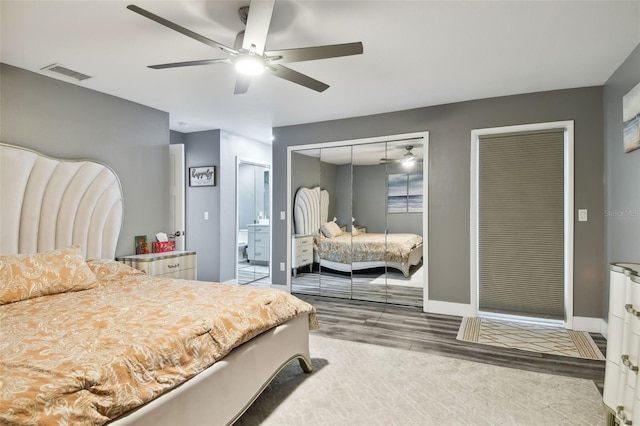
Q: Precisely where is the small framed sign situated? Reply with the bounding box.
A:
[189,166,216,187]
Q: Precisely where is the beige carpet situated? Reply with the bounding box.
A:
[457,317,605,360]
[369,265,423,287]
[236,334,605,425]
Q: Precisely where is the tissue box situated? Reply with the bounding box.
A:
[152,241,175,253]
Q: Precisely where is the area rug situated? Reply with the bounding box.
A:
[236,334,604,425]
[369,265,423,287]
[457,317,605,360]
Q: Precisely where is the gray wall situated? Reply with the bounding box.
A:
[274,86,605,318]
[352,164,423,235]
[0,63,170,258]
[181,130,221,282]
[176,129,270,282]
[603,43,640,316]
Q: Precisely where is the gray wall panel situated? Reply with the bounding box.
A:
[274,87,605,318]
[0,63,170,258]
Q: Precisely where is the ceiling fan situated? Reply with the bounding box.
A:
[127,1,363,94]
[380,146,417,164]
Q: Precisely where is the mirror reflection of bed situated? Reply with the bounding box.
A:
[290,137,426,308]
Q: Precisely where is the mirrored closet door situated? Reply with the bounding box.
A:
[290,137,426,307]
[237,160,270,285]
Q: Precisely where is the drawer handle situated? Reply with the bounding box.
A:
[255,252,261,256]
[625,304,640,317]
[617,406,633,425]
[302,249,309,253]
[167,263,180,269]
[622,355,639,372]
[255,239,262,243]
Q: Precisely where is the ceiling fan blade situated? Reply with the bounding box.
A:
[149,58,231,70]
[266,42,363,64]
[234,74,252,95]
[127,5,237,56]
[269,65,329,92]
[242,0,275,55]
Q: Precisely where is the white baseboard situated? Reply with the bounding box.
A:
[600,319,609,339]
[572,316,608,335]
[425,300,474,317]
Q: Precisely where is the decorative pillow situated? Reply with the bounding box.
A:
[352,226,360,236]
[0,245,98,305]
[320,221,343,238]
[86,258,144,283]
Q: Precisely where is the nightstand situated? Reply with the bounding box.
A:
[117,251,197,280]
[292,234,313,277]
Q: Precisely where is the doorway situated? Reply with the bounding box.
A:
[470,121,574,327]
[236,159,271,285]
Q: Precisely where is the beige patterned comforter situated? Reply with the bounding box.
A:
[317,233,422,265]
[0,259,316,426]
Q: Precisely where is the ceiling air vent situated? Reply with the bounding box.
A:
[41,63,91,81]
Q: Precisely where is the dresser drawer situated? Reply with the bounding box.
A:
[292,235,314,270]
[248,247,269,261]
[249,233,269,247]
[295,252,313,268]
[156,268,196,280]
[117,251,197,280]
[295,242,313,257]
[150,255,195,275]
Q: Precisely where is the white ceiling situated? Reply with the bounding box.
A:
[2,1,639,143]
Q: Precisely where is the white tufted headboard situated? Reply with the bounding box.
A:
[0,143,123,259]
[293,186,329,236]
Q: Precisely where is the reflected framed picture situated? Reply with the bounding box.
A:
[623,82,640,154]
[189,166,216,186]
[387,172,423,213]
[134,235,149,254]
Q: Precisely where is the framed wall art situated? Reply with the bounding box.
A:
[189,166,216,186]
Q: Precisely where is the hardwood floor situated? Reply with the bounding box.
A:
[296,294,607,393]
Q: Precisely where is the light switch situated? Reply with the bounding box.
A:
[578,209,587,222]
[279,262,285,271]
[280,211,286,220]
[204,211,209,220]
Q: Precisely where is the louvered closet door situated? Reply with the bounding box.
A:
[478,129,565,320]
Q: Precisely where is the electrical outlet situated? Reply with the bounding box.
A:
[204,211,209,220]
[280,211,286,220]
[279,262,285,271]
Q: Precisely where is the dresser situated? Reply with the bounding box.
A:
[292,234,313,276]
[247,224,269,265]
[603,262,640,426]
[117,251,197,280]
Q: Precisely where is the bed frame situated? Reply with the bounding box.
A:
[294,186,423,278]
[0,143,313,426]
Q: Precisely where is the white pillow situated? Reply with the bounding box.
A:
[352,227,360,236]
[321,221,343,238]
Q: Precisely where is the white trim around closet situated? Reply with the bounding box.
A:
[286,131,430,311]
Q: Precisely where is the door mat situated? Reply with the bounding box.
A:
[457,317,605,360]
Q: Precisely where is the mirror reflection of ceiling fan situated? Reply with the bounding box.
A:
[127,1,364,94]
[380,146,417,164]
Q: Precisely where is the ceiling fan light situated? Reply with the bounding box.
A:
[235,55,265,76]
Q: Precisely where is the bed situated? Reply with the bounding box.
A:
[293,186,423,278]
[0,143,317,426]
